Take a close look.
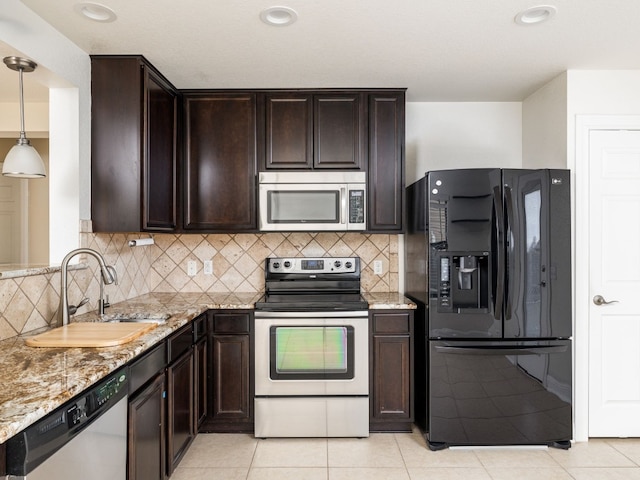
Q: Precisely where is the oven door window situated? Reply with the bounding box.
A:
[267,190,340,223]
[270,326,354,380]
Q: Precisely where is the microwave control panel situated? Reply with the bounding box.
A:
[349,190,365,224]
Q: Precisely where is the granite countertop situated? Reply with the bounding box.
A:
[0,291,415,444]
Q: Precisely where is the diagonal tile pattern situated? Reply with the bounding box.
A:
[0,228,398,340]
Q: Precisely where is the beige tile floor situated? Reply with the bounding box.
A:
[172,430,640,480]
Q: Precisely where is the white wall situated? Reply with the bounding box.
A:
[0,103,49,136]
[565,70,640,443]
[405,102,523,185]
[400,101,523,293]
[1,0,90,263]
[522,73,568,169]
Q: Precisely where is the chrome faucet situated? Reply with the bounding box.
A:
[99,265,118,313]
[58,248,116,326]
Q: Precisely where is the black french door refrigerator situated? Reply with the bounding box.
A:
[405,169,572,450]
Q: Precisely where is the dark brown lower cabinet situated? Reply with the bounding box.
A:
[128,318,204,480]
[166,338,195,476]
[200,311,254,433]
[128,373,166,480]
[369,310,414,432]
[0,442,6,476]
[194,335,208,430]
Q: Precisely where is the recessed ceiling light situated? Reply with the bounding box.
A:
[260,6,298,27]
[515,5,557,25]
[73,2,117,23]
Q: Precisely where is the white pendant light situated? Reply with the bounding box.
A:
[2,56,46,178]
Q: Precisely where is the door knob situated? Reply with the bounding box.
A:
[593,295,619,306]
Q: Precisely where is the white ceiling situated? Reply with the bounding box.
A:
[6,0,640,102]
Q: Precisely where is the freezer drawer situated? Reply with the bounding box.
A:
[428,340,571,449]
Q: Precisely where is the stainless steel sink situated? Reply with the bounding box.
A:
[103,313,170,324]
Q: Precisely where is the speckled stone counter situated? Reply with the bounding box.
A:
[363,292,417,310]
[0,291,414,444]
[0,292,259,444]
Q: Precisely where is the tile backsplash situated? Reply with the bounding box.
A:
[0,230,398,340]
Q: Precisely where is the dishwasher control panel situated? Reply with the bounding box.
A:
[95,370,127,407]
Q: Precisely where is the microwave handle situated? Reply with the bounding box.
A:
[341,187,347,225]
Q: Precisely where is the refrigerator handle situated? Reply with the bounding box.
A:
[504,185,515,320]
[492,186,505,320]
[434,345,569,355]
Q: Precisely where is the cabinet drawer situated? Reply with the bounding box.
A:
[372,313,410,334]
[167,324,193,363]
[211,313,250,334]
[129,343,165,394]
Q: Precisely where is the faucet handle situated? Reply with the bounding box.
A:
[69,297,90,315]
[106,265,118,285]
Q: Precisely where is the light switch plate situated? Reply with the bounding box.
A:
[204,260,213,275]
[374,260,383,275]
[187,260,197,276]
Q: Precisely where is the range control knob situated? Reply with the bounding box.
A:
[283,261,292,268]
[345,261,353,269]
[333,260,342,269]
[272,262,280,270]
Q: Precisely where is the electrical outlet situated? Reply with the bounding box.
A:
[373,260,383,275]
[204,260,213,275]
[187,260,197,276]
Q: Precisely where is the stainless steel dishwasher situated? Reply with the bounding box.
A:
[6,368,128,480]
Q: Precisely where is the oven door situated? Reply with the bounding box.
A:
[254,311,368,396]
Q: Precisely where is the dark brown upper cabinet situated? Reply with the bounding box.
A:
[263,92,365,170]
[182,93,258,231]
[367,91,406,233]
[91,55,178,232]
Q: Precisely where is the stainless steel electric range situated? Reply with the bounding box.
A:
[254,256,369,438]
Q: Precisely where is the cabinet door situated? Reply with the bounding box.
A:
[369,311,413,432]
[128,373,165,480]
[314,94,364,169]
[265,94,312,169]
[184,94,258,231]
[367,92,405,232]
[166,348,194,476]
[143,67,178,231]
[91,55,178,232]
[91,56,143,232]
[210,334,252,427]
[194,336,208,430]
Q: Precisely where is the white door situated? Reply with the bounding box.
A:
[0,162,25,264]
[588,129,640,436]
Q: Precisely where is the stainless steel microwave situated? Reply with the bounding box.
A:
[259,171,366,231]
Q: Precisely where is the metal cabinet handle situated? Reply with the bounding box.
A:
[593,295,619,306]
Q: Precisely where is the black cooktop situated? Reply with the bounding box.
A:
[255,293,369,312]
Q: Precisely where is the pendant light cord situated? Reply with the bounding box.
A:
[18,66,27,139]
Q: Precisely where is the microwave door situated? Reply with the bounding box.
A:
[259,183,344,231]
